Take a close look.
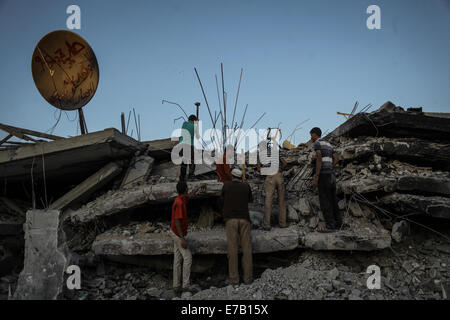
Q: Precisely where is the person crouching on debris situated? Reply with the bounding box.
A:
[170,181,206,294]
[221,168,254,286]
[310,127,343,232]
[179,115,200,181]
[257,139,288,230]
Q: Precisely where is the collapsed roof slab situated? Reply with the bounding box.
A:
[338,174,450,196]
[49,162,123,210]
[0,128,145,182]
[301,228,391,251]
[378,193,450,219]
[337,138,450,170]
[326,101,450,141]
[143,138,178,160]
[67,180,224,224]
[338,176,397,195]
[92,226,300,256]
[92,224,391,256]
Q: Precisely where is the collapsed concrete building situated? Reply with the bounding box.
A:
[0,101,449,300]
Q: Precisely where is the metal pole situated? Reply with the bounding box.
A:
[232,68,243,130]
[121,112,126,134]
[221,63,226,129]
[78,108,86,135]
[215,74,224,130]
[194,68,215,127]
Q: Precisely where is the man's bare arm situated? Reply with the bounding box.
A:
[315,150,322,176]
[188,183,206,197]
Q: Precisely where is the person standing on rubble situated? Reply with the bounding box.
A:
[221,168,254,286]
[179,115,200,181]
[310,127,343,232]
[257,139,288,230]
[170,181,206,295]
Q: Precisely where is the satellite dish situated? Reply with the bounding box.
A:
[31,30,99,112]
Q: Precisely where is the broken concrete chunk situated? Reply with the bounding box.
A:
[152,161,179,178]
[338,199,346,210]
[120,156,154,189]
[374,154,382,165]
[349,201,364,217]
[391,220,410,243]
[326,101,450,142]
[360,205,376,220]
[437,244,450,254]
[50,162,123,210]
[328,268,340,280]
[309,216,319,229]
[144,138,177,160]
[249,211,264,228]
[196,206,215,228]
[287,204,299,222]
[397,176,450,196]
[338,176,397,195]
[302,227,391,251]
[194,163,216,176]
[13,210,70,300]
[68,180,224,224]
[378,193,450,219]
[295,198,311,216]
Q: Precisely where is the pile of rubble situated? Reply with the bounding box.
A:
[1,101,450,300]
[185,225,450,300]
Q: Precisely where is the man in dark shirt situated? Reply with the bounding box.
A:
[221,168,253,285]
[310,127,343,232]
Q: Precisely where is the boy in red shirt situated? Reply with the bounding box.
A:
[170,181,205,294]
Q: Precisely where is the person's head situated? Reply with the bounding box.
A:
[176,181,188,195]
[231,168,243,181]
[310,127,322,142]
[188,115,198,122]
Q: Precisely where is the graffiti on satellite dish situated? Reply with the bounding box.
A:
[31,30,99,111]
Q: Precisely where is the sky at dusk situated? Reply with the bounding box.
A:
[1,0,449,146]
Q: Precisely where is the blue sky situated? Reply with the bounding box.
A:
[1,0,449,145]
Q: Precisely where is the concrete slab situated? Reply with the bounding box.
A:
[92,226,300,256]
[120,155,154,189]
[326,101,450,141]
[152,161,179,178]
[301,227,391,251]
[144,138,178,160]
[68,180,224,224]
[0,128,144,181]
[50,162,122,210]
[378,193,450,219]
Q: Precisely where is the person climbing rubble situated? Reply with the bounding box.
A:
[178,115,201,181]
[170,181,206,295]
[257,139,288,230]
[309,127,344,232]
[221,168,254,286]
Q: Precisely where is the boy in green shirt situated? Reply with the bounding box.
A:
[179,115,199,181]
